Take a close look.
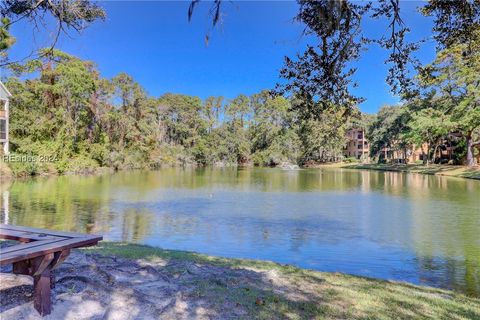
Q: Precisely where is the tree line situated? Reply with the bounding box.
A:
[3,50,356,176]
[3,33,479,176]
[1,0,478,175]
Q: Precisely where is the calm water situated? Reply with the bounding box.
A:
[0,168,479,296]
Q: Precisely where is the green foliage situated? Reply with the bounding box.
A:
[1,0,105,64]
[4,50,354,176]
[298,111,347,164]
[0,17,15,56]
[366,105,410,159]
[416,30,480,166]
[343,157,360,163]
[404,108,453,163]
[364,29,480,166]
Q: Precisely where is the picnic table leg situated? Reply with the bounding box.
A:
[50,271,55,289]
[31,253,55,316]
[12,250,71,316]
[33,265,52,316]
[49,249,70,289]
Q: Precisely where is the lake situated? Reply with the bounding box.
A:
[1,168,479,296]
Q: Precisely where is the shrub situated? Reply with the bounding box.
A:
[0,160,12,178]
[344,157,360,163]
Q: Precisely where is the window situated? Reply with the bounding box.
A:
[0,119,5,140]
[358,144,363,149]
[357,133,363,139]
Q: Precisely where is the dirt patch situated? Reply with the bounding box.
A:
[0,250,315,320]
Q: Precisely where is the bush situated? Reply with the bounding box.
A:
[0,160,12,178]
[344,157,360,163]
[149,145,195,168]
[252,150,278,166]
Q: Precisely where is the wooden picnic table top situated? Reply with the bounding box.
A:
[0,224,102,316]
[0,224,102,265]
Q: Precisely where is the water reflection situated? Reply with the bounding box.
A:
[0,168,479,296]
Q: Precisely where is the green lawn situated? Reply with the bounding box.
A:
[341,163,480,180]
[85,242,480,320]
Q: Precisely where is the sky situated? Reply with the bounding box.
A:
[5,1,437,114]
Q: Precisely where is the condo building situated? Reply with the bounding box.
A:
[344,128,369,159]
[0,81,11,155]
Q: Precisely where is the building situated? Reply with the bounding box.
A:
[344,128,369,160]
[344,128,473,164]
[344,128,425,163]
[0,81,12,155]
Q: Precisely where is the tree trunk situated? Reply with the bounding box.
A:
[432,144,439,164]
[425,144,430,166]
[466,133,476,167]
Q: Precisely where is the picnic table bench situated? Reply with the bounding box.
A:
[0,224,102,316]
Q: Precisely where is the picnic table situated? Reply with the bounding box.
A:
[0,224,102,316]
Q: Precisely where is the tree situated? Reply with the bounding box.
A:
[203,96,223,133]
[158,93,207,148]
[7,49,107,173]
[0,17,15,56]
[366,105,410,161]
[250,91,301,166]
[0,0,105,64]
[405,108,453,164]
[277,1,366,119]
[418,31,480,166]
[225,94,251,128]
[421,0,480,50]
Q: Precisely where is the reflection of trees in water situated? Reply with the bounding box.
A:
[415,255,480,296]
[0,180,11,224]
[112,168,369,193]
[407,174,480,297]
[150,212,201,239]
[2,176,114,233]
[119,208,153,242]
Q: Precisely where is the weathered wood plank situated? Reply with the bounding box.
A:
[0,239,64,256]
[0,236,102,265]
[31,253,55,276]
[51,249,71,269]
[33,264,52,316]
[0,228,63,242]
[0,224,98,238]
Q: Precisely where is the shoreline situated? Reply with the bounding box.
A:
[314,162,480,180]
[2,241,478,319]
[2,161,480,181]
[347,163,480,180]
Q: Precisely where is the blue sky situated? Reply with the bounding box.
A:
[6,1,436,114]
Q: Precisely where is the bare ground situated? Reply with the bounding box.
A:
[1,250,313,320]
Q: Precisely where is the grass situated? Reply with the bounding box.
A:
[339,163,480,180]
[84,242,480,320]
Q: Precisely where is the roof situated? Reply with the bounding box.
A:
[0,81,12,99]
